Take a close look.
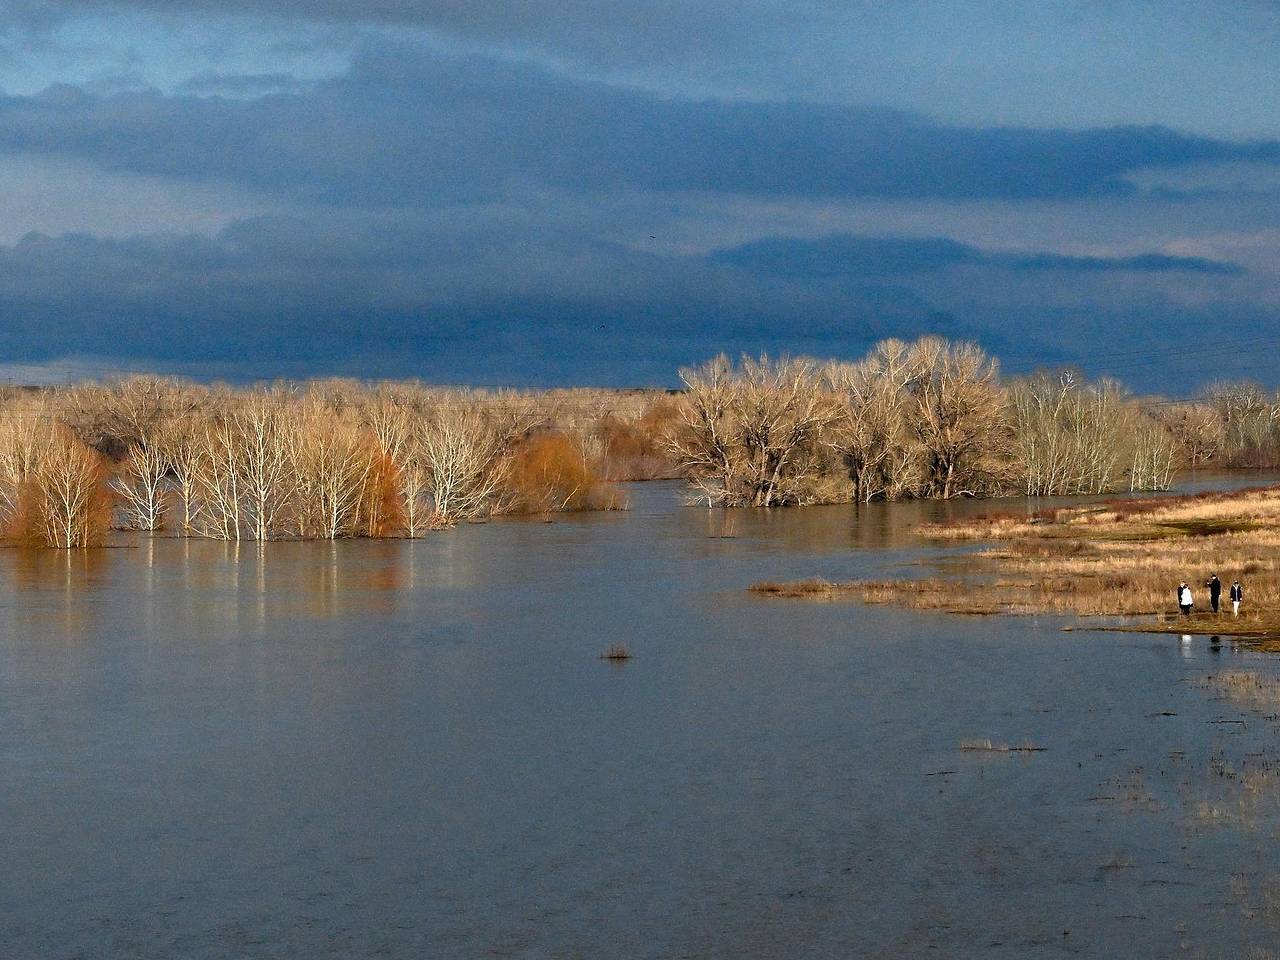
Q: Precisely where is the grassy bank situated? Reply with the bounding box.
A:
[750,485,1280,640]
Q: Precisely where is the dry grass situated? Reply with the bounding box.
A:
[1185,751,1280,833]
[926,485,1280,542]
[1204,671,1280,713]
[752,484,1280,638]
[748,578,839,598]
[958,738,1046,753]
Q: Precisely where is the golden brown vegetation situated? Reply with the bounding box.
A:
[5,339,1280,542]
[750,485,1280,638]
[666,337,1227,507]
[0,379,670,545]
[747,578,838,598]
[19,426,114,548]
[957,738,1046,753]
[595,401,682,481]
[1205,671,1280,712]
[504,432,626,513]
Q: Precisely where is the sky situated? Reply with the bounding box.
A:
[3,2,1280,390]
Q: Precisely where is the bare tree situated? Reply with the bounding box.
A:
[826,340,919,502]
[399,438,433,537]
[903,337,1009,499]
[420,399,511,522]
[113,440,169,530]
[1154,401,1222,468]
[1009,372,1128,495]
[289,405,374,540]
[1207,381,1280,467]
[59,376,175,457]
[32,426,112,548]
[374,399,433,537]
[234,390,294,541]
[191,413,244,541]
[151,415,206,534]
[668,355,836,506]
[1129,419,1179,491]
[0,398,49,527]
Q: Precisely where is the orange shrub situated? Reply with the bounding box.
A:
[359,444,406,538]
[8,429,115,547]
[504,432,625,513]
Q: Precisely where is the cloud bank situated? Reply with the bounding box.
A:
[2,14,1280,391]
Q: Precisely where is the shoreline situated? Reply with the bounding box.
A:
[750,483,1280,643]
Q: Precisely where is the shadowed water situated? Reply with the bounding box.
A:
[5,480,1280,958]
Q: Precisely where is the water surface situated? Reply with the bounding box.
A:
[5,480,1280,958]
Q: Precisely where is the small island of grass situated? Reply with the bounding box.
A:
[750,485,1280,644]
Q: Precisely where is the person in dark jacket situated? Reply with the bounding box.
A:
[1178,582,1193,617]
[1231,580,1243,616]
[1207,574,1222,614]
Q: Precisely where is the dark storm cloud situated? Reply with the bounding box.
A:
[0,215,1266,387]
[2,47,1278,204]
[713,235,1244,279]
[0,217,948,353]
[2,19,1276,387]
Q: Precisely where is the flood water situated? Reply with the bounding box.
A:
[6,480,1280,958]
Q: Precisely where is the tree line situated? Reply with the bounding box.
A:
[670,337,1280,507]
[0,381,675,547]
[2,335,1280,545]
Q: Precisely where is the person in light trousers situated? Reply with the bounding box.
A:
[1178,582,1193,617]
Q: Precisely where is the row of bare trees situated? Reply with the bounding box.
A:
[1154,381,1280,469]
[0,343,1276,542]
[1009,372,1178,495]
[668,338,1196,506]
[0,381,638,546]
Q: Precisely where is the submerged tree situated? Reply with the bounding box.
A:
[290,406,374,540]
[826,340,919,502]
[30,427,114,548]
[901,337,1008,499]
[668,355,836,507]
[420,400,513,522]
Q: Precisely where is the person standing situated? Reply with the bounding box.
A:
[1207,574,1222,614]
[1179,582,1193,617]
[1231,580,1243,616]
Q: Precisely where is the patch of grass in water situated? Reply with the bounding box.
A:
[748,578,837,598]
[958,738,1046,753]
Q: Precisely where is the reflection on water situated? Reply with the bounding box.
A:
[6,478,1280,958]
[0,536,424,641]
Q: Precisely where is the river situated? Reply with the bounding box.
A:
[5,479,1280,958]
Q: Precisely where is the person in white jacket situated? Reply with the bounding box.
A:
[1178,582,1193,617]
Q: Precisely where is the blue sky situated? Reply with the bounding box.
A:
[3,1,1280,388]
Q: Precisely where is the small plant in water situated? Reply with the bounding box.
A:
[748,578,835,597]
[959,738,1046,753]
[601,644,632,661]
